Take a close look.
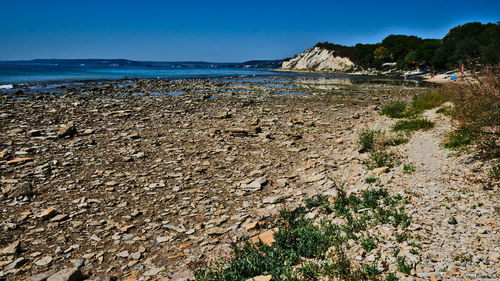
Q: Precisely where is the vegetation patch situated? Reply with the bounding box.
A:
[443,127,478,150]
[381,101,410,118]
[358,128,380,152]
[393,118,434,132]
[195,188,418,281]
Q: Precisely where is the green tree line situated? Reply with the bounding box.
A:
[314,22,500,70]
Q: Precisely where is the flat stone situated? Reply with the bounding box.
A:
[47,268,83,281]
[242,222,258,231]
[50,214,69,222]
[0,241,21,256]
[6,157,33,165]
[249,229,276,246]
[57,121,77,138]
[205,227,228,235]
[35,256,53,266]
[38,208,57,220]
[143,267,164,276]
[245,275,272,281]
[156,237,169,243]
[372,166,390,175]
[5,257,26,270]
[27,270,57,281]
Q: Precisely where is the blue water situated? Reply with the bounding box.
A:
[0,64,281,84]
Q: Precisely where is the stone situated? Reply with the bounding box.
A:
[47,268,83,281]
[372,167,390,175]
[263,195,284,204]
[38,208,57,220]
[205,227,228,235]
[6,182,33,198]
[156,237,169,243]
[35,256,53,266]
[57,121,77,138]
[27,270,57,281]
[242,222,258,231]
[241,177,267,190]
[0,241,21,256]
[6,157,33,165]
[143,267,164,276]
[245,275,272,281]
[5,257,26,270]
[249,229,276,246]
[50,214,69,222]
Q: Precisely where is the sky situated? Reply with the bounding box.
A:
[1,0,499,62]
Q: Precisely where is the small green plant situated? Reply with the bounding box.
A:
[304,195,329,209]
[367,151,394,169]
[454,253,473,263]
[436,106,453,116]
[360,236,376,252]
[365,176,378,184]
[381,101,409,118]
[386,272,398,281]
[382,135,409,146]
[296,261,322,280]
[443,127,477,150]
[396,256,413,274]
[490,160,500,180]
[403,164,416,174]
[393,118,434,132]
[358,128,380,152]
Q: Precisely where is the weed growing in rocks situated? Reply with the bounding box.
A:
[403,164,416,174]
[443,127,478,150]
[393,118,434,132]
[195,188,416,281]
[381,101,409,118]
[358,128,380,152]
[366,151,395,169]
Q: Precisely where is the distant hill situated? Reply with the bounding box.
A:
[0,59,283,69]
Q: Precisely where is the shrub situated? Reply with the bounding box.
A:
[358,128,380,152]
[443,127,477,150]
[381,101,409,118]
[367,151,395,169]
[410,91,447,114]
[393,118,434,132]
[439,68,499,130]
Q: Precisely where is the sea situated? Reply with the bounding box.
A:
[0,59,419,89]
[0,64,283,85]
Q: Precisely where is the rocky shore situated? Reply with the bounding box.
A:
[0,76,497,280]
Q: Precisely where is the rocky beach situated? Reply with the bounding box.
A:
[0,76,498,281]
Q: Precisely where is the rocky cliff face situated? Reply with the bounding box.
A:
[281,47,354,72]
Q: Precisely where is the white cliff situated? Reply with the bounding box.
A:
[281,47,354,72]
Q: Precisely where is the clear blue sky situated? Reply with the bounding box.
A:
[1,0,498,62]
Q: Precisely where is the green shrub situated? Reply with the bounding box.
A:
[381,101,409,118]
[443,127,477,150]
[365,176,378,184]
[195,189,413,281]
[367,151,395,169]
[436,106,453,116]
[403,164,416,174]
[410,91,447,113]
[358,128,380,152]
[393,118,434,132]
[490,161,500,180]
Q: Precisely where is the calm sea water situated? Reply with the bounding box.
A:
[0,64,282,84]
